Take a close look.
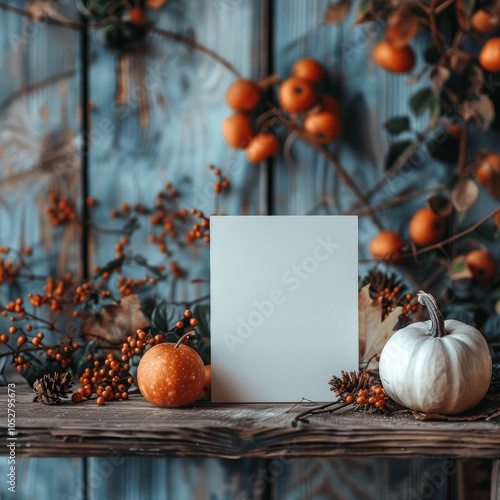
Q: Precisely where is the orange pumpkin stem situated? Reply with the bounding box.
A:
[417,291,447,338]
[175,331,195,348]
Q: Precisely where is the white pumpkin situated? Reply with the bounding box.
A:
[379,291,492,415]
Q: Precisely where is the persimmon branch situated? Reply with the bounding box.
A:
[0,2,242,79]
[408,207,500,257]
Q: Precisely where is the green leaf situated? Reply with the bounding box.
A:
[385,140,413,170]
[193,304,211,339]
[151,301,171,332]
[449,258,466,276]
[383,116,410,135]
[409,88,435,117]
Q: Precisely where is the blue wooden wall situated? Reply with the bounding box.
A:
[0,0,480,498]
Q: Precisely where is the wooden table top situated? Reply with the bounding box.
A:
[1,378,499,459]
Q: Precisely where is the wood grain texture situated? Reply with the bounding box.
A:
[272,458,452,500]
[1,380,499,459]
[88,457,267,500]
[87,0,268,304]
[0,0,82,278]
[0,456,83,500]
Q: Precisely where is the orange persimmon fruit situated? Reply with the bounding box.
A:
[226,79,261,112]
[369,230,406,263]
[304,111,342,144]
[222,114,253,149]
[479,38,500,72]
[292,58,326,85]
[408,207,446,246]
[246,133,280,163]
[373,40,415,74]
[278,77,317,113]
[465,249,498,280]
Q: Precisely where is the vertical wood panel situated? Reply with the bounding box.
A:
[88,457,267,500]
[87,0,267,303]
[0,1,82,281]
[273,458,451,500]
[0,457,84,500]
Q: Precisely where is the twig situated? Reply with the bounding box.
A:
[292,400,349,427]
[0,69,76,113]
[429,0,446,56]
[352,184,445,217]
[407,207,500,258]
[149,26,241,79]
[274,112,384,229]
[0,2,242,80]
[457,119,469,176]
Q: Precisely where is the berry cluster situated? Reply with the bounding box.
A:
[46,338,80,369]
[329,370,390,413]
[46,193,76,226]
[222,59,342,163]
[73,353,133,405]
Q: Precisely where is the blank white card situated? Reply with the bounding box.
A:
[210,216,358,403]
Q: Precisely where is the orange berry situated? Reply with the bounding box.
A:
[408,207,446,246]
[246,133,280,163]
[369,230,406,263]
[226,79,261,112]
[476,163,493,185]
[465,249,498,280]
[291,58,326,85]
[471,9,500,34]
[373,40,415,74]
[0,334,8,343]
[304,111,341,144]
[278,77,317,113]
[97,396,106,406]
[319,94,341,115]
[129,7,146,25]
[345,395,354,404]
[479,38,500,72]
[222,114,253,148]
[72,392,83,403]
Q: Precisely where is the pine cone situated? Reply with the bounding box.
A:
[33,372,73,405]
[489,364,500,394]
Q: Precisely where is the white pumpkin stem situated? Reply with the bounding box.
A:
[417,291,447,338]
[175,331,195,348]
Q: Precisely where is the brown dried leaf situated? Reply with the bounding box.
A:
[460,94,495,131]
[324,0,351,24]
[430,65,451,92]
[428,194,453,218]
[386,8,421,48]
[82,294,149,344]
[358,285,402,362]
[451,179,479,212]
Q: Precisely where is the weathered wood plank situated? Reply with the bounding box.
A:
[0,1,82,280]
[88,457,267,500]
[272,458,453,500]
[0,456,83,500]
[86,0,268,304]
[1,380,499,459]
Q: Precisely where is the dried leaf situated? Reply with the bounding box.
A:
[428,194,453,217]
[430,65,451,92]
[359,285,402,362]
[82,294,149,344]
[386,7,421,49]
[324,1,351,24]
[451,179,479,212]
[460,95,495,131]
